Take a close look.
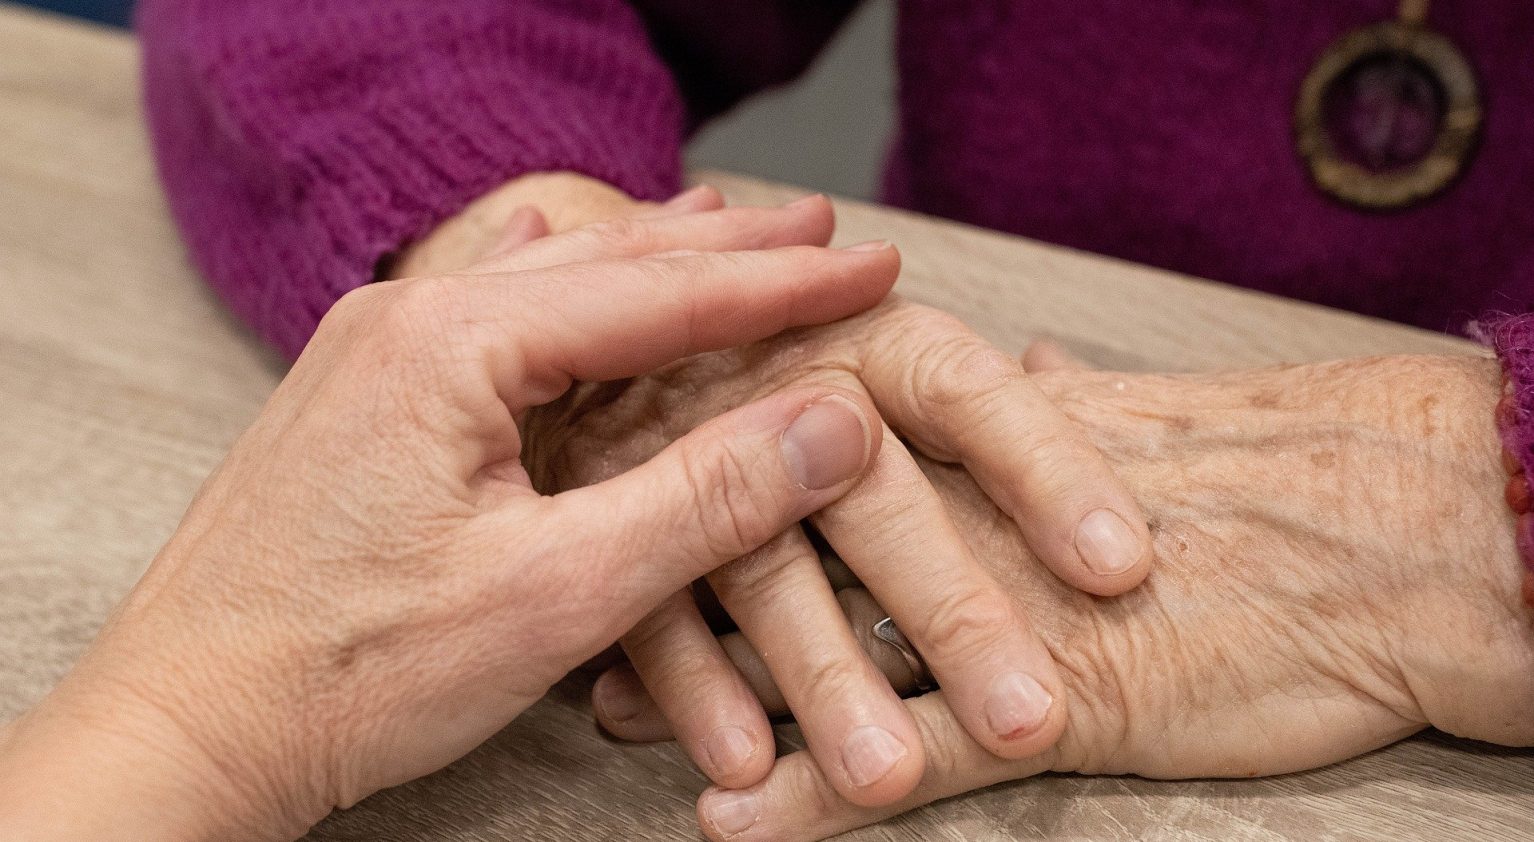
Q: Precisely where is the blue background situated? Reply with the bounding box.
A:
[19,0,133,26]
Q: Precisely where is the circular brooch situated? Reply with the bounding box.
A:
[1295,16,1482,211]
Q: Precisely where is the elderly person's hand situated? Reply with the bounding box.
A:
[398,176,1156,806]
[526,293,1162,803]
[0,204,902,841]
[594,353,1534,841]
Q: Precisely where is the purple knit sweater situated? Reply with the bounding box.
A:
[138,0,1534,356]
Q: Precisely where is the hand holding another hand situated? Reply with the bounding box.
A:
[595,353,1534,841]
[0,201,900,841]
[414,176,1162,807]
[529,292,1163,803]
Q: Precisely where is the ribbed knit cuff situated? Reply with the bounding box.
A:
[1481,312,1534,605]
[1483,313,1534,470]
[141,0,687,360]
[264,65,687,359]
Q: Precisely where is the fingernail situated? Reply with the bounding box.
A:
[780,395,871,491]
[985,672,1053,739]
[593,670,642,723]
[1075,508,1141,576]
[701,790,760,837]
[841,239,891,252]
[786,193,826,209]
[704,725,758,778]
[841,725,907,787]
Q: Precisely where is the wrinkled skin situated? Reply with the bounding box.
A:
[526,297,1022,490]
[531,308,1534,840]
[935,356,1533,771]
[396,180,1160,805]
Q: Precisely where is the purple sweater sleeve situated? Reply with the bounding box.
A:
[1485,312,1534,604]
[1489,314,1534,469]
[138,1,860,359]
[139,0,863,359]
[138,0,692,359]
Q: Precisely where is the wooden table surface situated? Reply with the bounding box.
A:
[1,5,1529,840]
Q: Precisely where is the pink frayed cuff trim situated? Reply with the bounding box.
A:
[1476,314,1534,470]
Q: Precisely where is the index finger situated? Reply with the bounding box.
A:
[858,306,1152,595]
[453,243,899,413]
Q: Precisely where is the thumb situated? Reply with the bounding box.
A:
[545,387,879,637]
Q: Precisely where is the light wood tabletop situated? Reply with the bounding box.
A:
[1,4,1529,840]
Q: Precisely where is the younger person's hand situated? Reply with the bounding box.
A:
[0,204,899,842]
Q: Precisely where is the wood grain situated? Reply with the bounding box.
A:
[0,4,1527,840]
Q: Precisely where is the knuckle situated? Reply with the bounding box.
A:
[374,277,460,343]
[315,282,390,340]
[639,251,705,299]
[690,247,752,277]
[911,704,967,780]
[890,300,965,335]
[1048,638,1132,775]
[617,599,686,655]
[830,294,910,338]
[1014,428,1105,488]
[1015,427,1085,464]
[329,281,386,318]
[777,754,844,825]
[862,293,921,323]
[584,217,652,253]
[913,335,1022,415]
[683,443,782,560]
[711,535,814,603]
[795,655,866,711]
[391,275,459,316]
[914,587,1018,664]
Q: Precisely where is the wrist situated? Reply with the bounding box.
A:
[0,683,296,842]
[0,540,331,841]
[1381,356,1534,745]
